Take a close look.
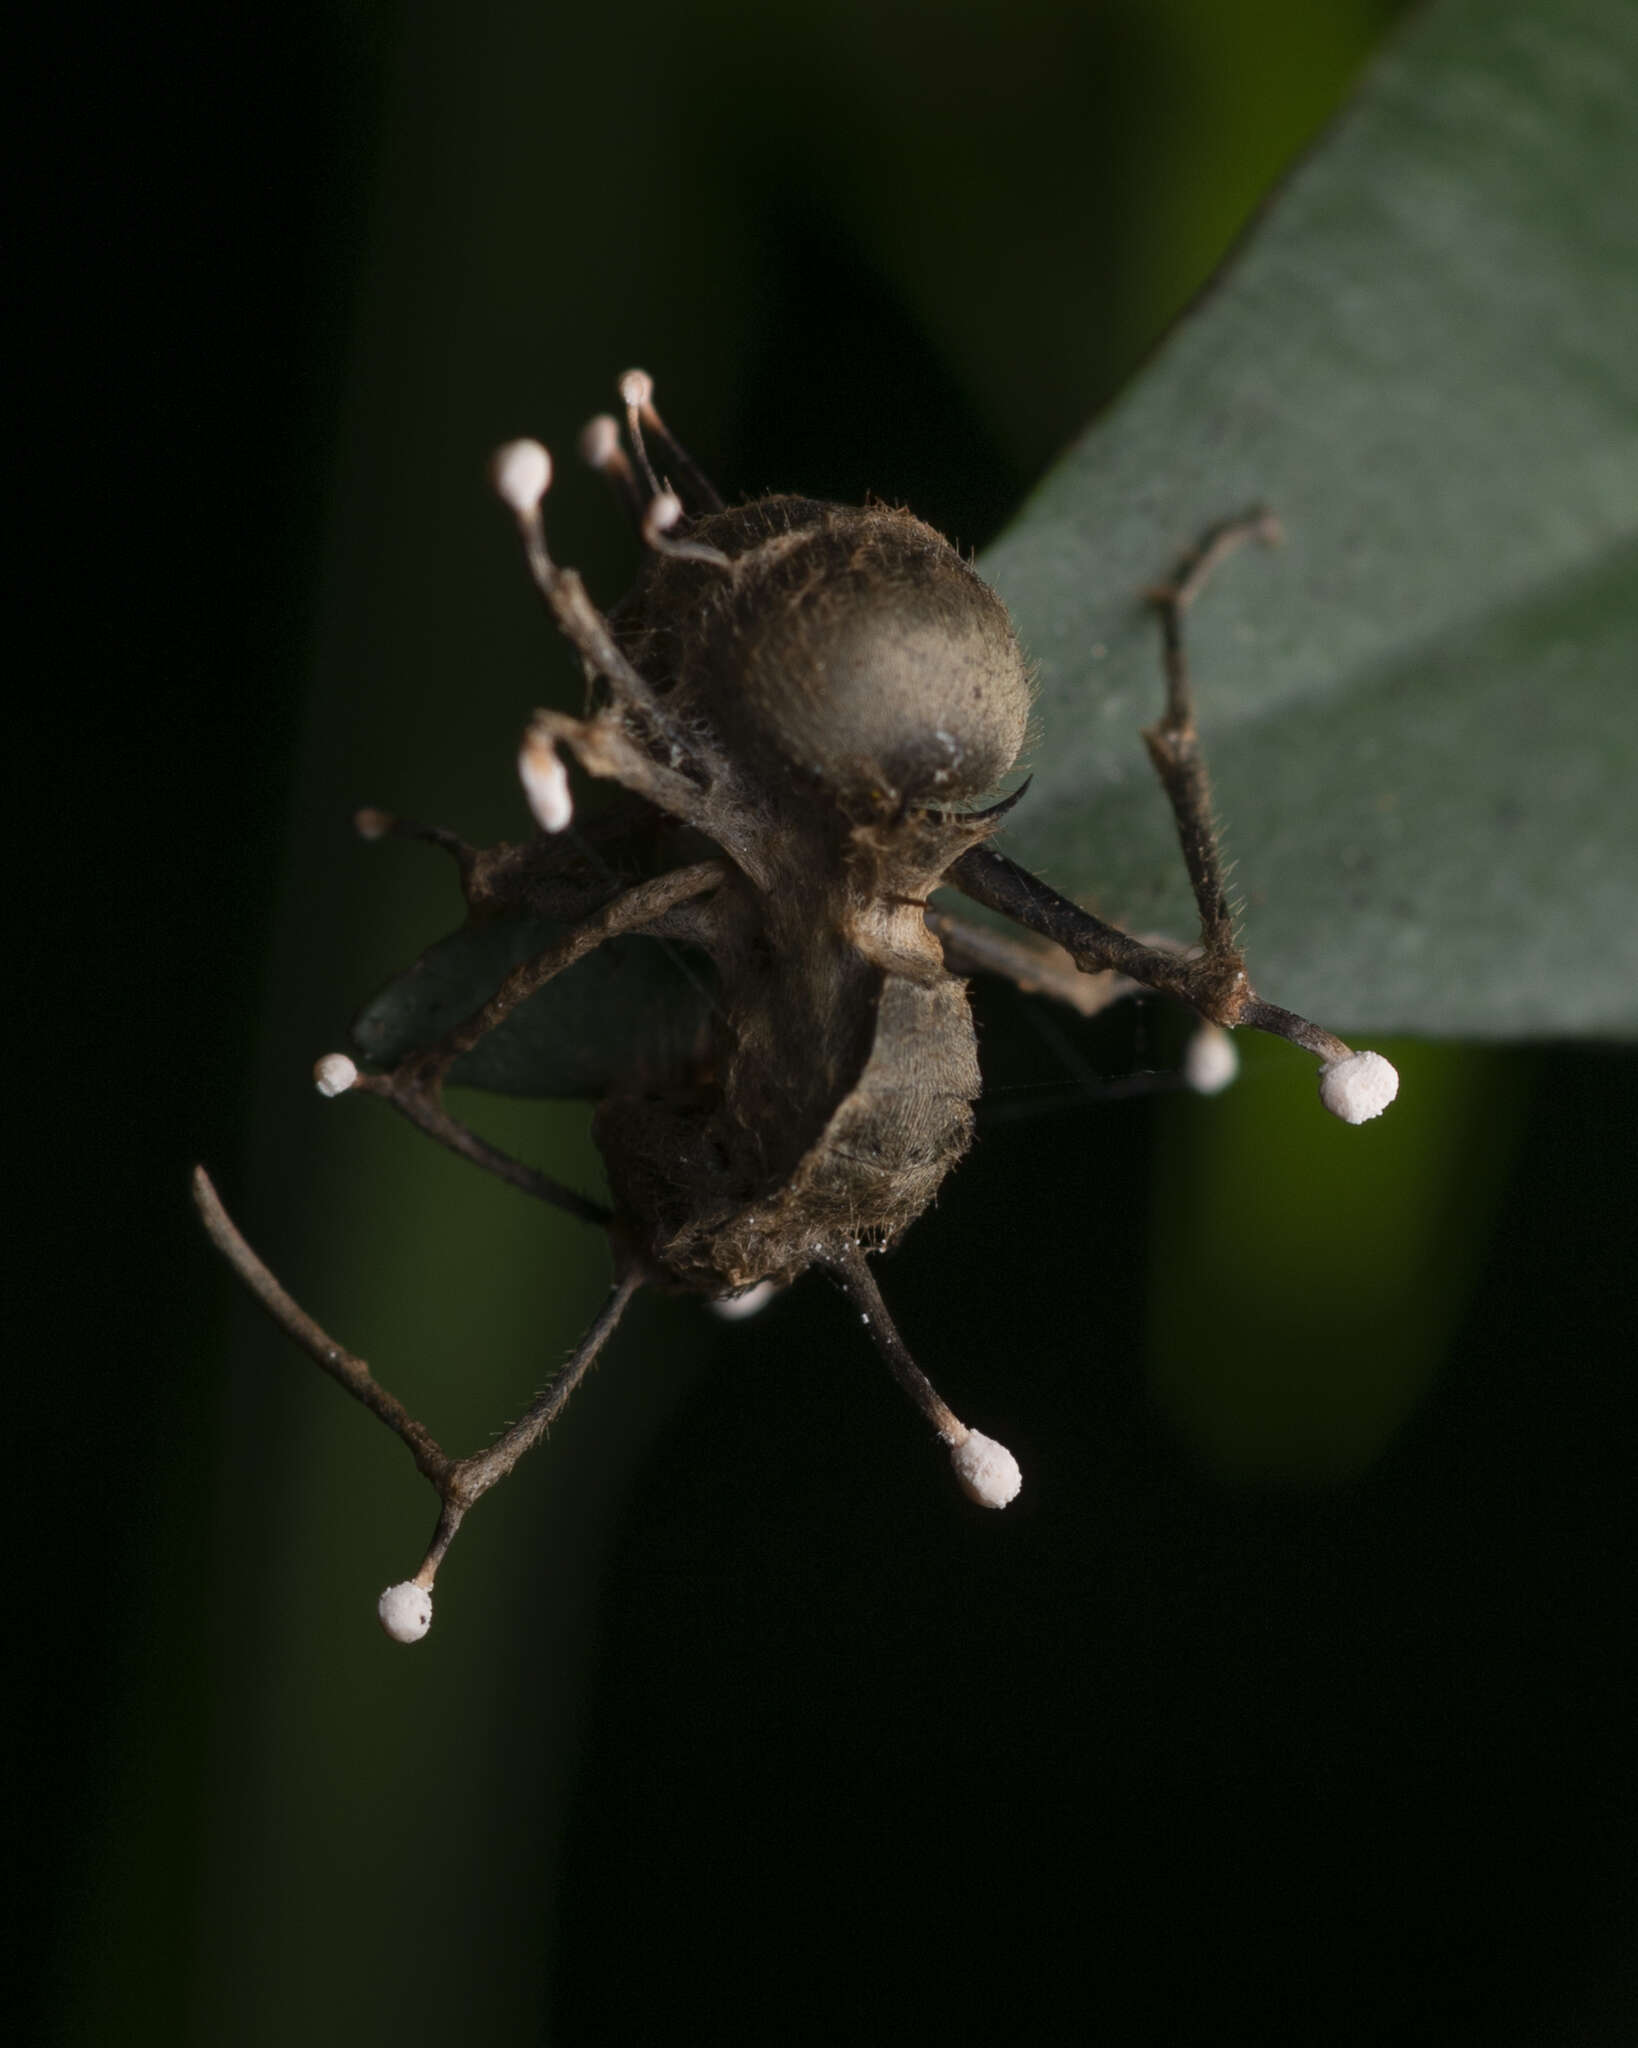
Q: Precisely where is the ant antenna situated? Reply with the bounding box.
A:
[828,1245,1022,1508]
[619,365,725,514]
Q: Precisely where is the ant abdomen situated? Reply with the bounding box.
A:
[598,954,981,1297]
[618,496,1032,809]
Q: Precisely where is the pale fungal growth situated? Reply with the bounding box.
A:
[643,489,684,539]
[1183,1021,1239,1096]
[579,413,621,470]
[191,378,1401,1640]
[377,1581,433,1644]
[1318,1049,1400,1124]
[313,1052,359,1098]
[640,483,732,566]
[708,1278,780,1322]
[518,723,573,833]
[488,437,552,517]
[950,1430,1023,1510]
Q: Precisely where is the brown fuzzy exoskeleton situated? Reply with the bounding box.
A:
[192,371,1399,1641]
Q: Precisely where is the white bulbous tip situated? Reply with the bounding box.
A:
[377,1581,433,1644]
[645,490,683,536]
[313,1052,358,1099]
[618,367,654,409]
[949,1430,1022,1509]
[488,438,552,516]
[1318,1049,1400,1124]
[708,1278,780,1322]
[1183,1022,1239,1096]
[519,727,573,834]
[353,806,393,841]
[579,414,621,469]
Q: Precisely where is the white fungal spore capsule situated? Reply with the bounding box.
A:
[618,366,654,410]
[1318,1049,1400,1124]
[1183,1022,1239,1096]
[708,1278,779,1322]
[646,490,684,536]
[377,1581,433,1644]
[579,414,621,470]
[950,1430,1023,1509]
[519,726,573,834]
[313,1052,358,1098]
[488,438,552,517]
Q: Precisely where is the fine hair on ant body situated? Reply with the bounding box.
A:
[194,368,1399,1643]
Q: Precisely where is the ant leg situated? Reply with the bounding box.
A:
[430,1266,642,1560]
[928,903,1238,1102]
[1142,509,1281,965]
[949,513,1399,1120]
[192,1164,642,1639]
[946,844,1226,1015]
[430,860,727,1068]
[924,906,1125,1116]
[946,844,1397,1122]
[489,442,753,857]
[926,903,1168,1020]
[343,1066,614,1226]
[316,860,730,1226]
[826,1245,1021,1508]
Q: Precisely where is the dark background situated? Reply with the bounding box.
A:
[37,1,1636,2041]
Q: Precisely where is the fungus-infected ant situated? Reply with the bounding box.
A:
[193,369,1398,1642]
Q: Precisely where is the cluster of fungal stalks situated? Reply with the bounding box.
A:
[194,369,1398,1643]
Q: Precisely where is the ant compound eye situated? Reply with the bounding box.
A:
[638,501,1031,806]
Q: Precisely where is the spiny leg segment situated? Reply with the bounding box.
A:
[825,1245,1022,1508]
[950,512,1398,1125]
[192,1165,642,1640]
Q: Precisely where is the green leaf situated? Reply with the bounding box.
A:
[978,0,1638,1039]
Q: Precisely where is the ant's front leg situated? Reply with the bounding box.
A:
[926,904,1239,1098]
[948,514,1400,1124]
[1141,509,1281,971]
[926,904,1158,1021]
[317,860,731,1225]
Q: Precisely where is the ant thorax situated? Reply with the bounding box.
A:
[595,863,985,1297]
[594,494,1028,1295]
[193,368,1400,1642]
